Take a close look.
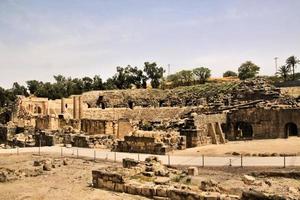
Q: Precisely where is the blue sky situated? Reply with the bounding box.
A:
[0,0,299,88]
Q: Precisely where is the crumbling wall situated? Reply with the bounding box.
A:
[115,130,184,155]
[83,107,191,121]
[226,108,300,140]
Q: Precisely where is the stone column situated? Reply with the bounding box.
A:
[73,96,79,119]
[61,98,66,114]
[78,96,83,119]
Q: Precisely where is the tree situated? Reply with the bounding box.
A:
[26,80,41,94]
[12,82,29,96]
[193,67,211,84]
[92,75,104,90]
[143,62,165,88]
[223,70,237,77]
[286,56,300,80]
[175,70,194,86]
[238,61,260,80]
[277,65,290,81]
[82,77,93,91]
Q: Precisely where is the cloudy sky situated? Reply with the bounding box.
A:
[0,0,299,88]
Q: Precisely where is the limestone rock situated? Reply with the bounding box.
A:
[187,167,198,176]
[242,175,256,185]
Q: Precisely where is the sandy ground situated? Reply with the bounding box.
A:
[0,153,149,200]
[173,137,300,156]
[0,153,300,199]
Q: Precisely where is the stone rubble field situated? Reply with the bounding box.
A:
[0,153,299,199]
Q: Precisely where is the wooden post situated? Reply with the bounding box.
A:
[284,154,286,168]
[61,147,63,157]
[94,150,96,161]
[168,154,170,166]
[241,154,243,168]
[202,155,204,167]
[114,152,116,162]
[77,148,79,158]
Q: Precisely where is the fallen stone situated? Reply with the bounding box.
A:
[154,177,170,185]
[187,167,198,176]
[242,175,255,185]
[43,164,51,171]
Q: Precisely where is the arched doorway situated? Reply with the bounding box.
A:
[236,121,253,139]
[285,123,298,137]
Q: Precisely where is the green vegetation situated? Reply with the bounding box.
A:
[0,55,299,108]
[238,61,260,80]
[223,70,237,77]
[165,67,211,88]
[277,65,290,81]
[286,56,300,80]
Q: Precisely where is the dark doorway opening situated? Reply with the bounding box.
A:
[96,96,105,109]
[159,100,165,107]
[285,123,298,137]
[128,101,134,109]
[236,121,253,139]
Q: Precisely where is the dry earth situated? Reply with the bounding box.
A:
[0,153,300,199]
[173,137,300,156]
[0,153,149,200]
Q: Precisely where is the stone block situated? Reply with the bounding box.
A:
[187,167,198,176]
[114,183,124,193]
[156,186,168,197]
[141,185,155,197]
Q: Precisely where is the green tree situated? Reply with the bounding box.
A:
[26,80,41,94]
[12,82,29,96]
[176,70,194,86]
[277,65,290,81]
[223,70,237,77]
[286,56,300,80]
[82,77,93,91]
[103,78,117,90]
[238,61,260,80]
[143,62,165,88]
[92,75,104,90]
[193,67,211,84]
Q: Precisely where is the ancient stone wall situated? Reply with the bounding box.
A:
[226,108,300,140]
[81,119,106,135]
[83,107,191,121]
[280,87,300,98]
[115,130,183,155]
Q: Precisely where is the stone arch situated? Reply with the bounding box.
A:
[284,122,298,138]
[236,121,253,139]
[34,106,42,114]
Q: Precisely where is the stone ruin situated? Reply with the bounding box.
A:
[0,78,300,152]
[115,130,186,155]
[92,156,240,200]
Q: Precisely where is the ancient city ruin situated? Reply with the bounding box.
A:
[1,78,299,152]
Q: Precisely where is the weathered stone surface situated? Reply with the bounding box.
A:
[187,167,198,176]
[43,164,51,171]
[242,175,256,185]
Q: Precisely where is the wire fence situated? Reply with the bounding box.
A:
[2,146,300,168]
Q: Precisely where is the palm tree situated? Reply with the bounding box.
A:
[277,65,290,81]
[286,56,300,80]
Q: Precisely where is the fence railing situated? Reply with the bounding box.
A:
[1,146,300,167]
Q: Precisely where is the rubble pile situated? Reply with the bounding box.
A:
[92,156,239,199]
[230,78,281,101]
[73,134,115,148]
[115,130,186,155]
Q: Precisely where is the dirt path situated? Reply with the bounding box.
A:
[173,137,300,156]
